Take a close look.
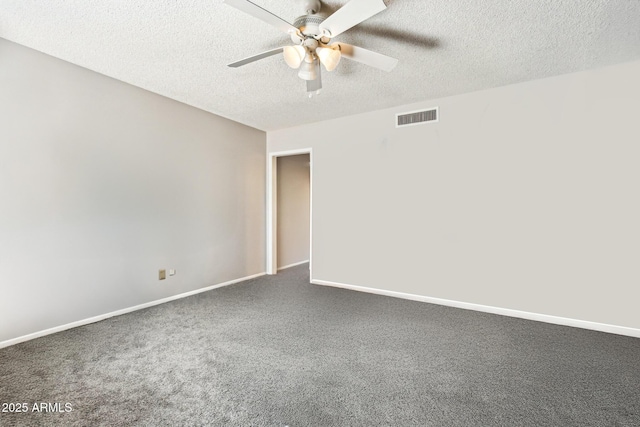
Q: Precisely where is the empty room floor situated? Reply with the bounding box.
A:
[1,264,639,426]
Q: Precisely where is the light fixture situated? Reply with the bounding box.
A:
[283,45,306,69]
[316,47,341,71]
[298,57,317,80]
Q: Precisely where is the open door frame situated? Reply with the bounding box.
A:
[266,148,313,276]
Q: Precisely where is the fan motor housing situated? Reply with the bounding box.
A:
[292,14,326,40]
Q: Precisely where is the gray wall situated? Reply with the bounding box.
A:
[277,154,310,269]
[268,60,640,330]
[0,39,266,343]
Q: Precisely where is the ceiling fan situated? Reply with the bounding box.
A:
[224,0,398,96]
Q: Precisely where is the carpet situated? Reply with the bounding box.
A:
[1,264,639,426]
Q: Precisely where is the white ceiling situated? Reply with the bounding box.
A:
[1,0,639,131]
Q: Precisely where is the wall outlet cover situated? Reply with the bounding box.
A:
[159,270,166,280]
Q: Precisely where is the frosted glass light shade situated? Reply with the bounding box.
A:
[298,60,317,80]
[283,46,306,69]
[316,47,341,71]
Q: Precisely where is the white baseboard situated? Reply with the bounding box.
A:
[277,260,309,271]
[0,272,266,349]
[311,279,640,339]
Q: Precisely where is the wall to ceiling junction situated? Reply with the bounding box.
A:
[268,60,640,334]
[0,39,266,344]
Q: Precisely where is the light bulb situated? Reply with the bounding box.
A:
[316,47,341,72]
[283,45,305,69]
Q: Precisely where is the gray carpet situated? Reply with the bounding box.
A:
[1,264,639,426]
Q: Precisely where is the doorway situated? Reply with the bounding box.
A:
[267,149,312,276]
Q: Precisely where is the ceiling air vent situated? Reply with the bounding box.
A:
[396,107,438,128]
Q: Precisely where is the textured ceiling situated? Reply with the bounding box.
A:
[1,0,639,131]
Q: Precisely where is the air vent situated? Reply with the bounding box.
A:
[396,107,438,128]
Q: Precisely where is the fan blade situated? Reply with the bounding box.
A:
[333,42,398,72]
[319,0,387,38]
[224,0,299,35]
[228,47,284,68]
[307,61,322,93]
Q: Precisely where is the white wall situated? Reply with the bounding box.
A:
[0,39,266,343]
[268,60,640,331]
[277,154,310,269]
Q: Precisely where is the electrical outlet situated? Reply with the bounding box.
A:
[159,269,166,280]
[169,269,176,276]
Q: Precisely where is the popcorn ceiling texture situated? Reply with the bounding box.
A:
[1,0,639,130]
